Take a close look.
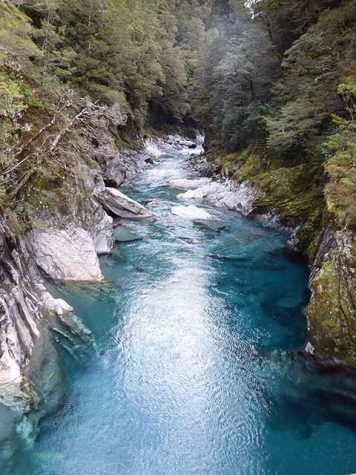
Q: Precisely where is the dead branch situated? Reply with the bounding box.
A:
[11,101,68,161]
[9,169,37,200]
[48,101,99,153]
[5,99,99,198]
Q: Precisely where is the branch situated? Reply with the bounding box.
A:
[8,169,37,200]
[11,101,68,161]
[49,101,99,153]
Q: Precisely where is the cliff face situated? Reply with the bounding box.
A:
[0,218,91,456]
[0,85,155,452]
[308,228,356,364]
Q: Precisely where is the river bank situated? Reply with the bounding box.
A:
[185,148,356,367]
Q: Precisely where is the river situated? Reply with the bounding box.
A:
[8,140,356,474]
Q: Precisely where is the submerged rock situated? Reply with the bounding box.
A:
[193,219,227,232]
[28,227,104,282]
[190,149,356,366]
[113,227,143,243]
[0,220,92,455]
[97,187,154,220]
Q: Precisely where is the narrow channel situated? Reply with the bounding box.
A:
[10,141,356,475]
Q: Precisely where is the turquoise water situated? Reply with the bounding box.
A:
[6,144,356,474]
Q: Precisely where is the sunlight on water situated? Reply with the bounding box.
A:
[5,140,356,475]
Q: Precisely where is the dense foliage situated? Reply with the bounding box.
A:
[15,0,210,128]
[0,0,209,224]
[193,0,355,242]
[194,0,355,155]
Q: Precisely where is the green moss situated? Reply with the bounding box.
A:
[233,152,265,181]
[0,71,41,117]
[209,148,325,256]
[308,242,356,365]
[0,69,43,174]
[324,148,356,231]
[249,164,324,254]
[0,2,40,65]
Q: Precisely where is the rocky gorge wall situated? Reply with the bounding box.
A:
[0,100,157,456]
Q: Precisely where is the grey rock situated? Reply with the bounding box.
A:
[82,166,106,196]
[0,220,92,454]
[89,208,114,255]
[97,187,154,220]
[77,102,146,187]
[28,226,104,282]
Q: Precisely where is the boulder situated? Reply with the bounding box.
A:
[90,209,114,255]
[28,226,104,282]
[97,187,154,220]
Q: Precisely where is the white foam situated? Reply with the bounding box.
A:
[170,178,210,189]
[171,205,213,220]
[177,189,206,200]
[144,139,164,158]
[176,178,257,215]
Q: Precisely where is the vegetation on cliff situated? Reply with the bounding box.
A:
[0,0,208,229]
[193,0,355,247]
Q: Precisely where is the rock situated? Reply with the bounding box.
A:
[28,226,104,282]
[170,178,210,189]
[0,220,92,455]
[306,228,356,365]
[54,164,114,255]
[104,159,125,187]
[82,166,106,196]
[97,187,154,220]
[90,209,114,255]
[171,205,213,220]
[78,102,147,188]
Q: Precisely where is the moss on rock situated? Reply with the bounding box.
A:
[308,230,356,365]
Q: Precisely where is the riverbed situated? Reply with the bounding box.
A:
[8,141,356,474]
